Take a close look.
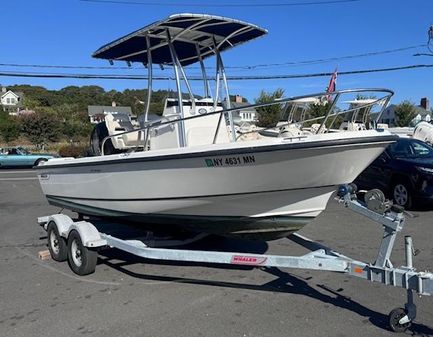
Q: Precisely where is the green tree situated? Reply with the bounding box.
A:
[62,120,93,142]
[394,101,416,127]
[306,102,330,123]
[255,88,285,128]
[20,112,61,149]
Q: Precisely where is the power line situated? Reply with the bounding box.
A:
[0,64,432,80]
[242,44,426,69]
[80,0,361,7]
[0,43,425,72]
[0,63,135,70]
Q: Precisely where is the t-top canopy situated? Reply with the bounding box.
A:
[92,13,267,67]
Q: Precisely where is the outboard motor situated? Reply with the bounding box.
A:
[89,122,116,156]
[413,121,433,145]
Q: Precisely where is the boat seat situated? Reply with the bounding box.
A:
[278,124,302,138]
[105,114,144,149]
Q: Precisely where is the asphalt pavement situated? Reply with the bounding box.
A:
[0,169,432,337]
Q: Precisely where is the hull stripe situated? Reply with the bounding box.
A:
[45,184,335,202]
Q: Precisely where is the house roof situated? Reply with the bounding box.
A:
[382,104,432,119]
[230,101,257,113]
[1,90,20,99]
[414,105,431,117]
[88,105,133,116]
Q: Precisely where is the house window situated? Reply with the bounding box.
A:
[6,98,11,104]
[10,98,15,104]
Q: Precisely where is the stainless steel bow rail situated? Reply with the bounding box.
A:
[38,185,433,332]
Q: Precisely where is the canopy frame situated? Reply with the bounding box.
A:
[93,13,268,147]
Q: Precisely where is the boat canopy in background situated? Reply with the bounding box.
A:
[92,13,267,66]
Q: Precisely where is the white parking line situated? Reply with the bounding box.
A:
[0,177,38,181]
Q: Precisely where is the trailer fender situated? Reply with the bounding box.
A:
[68,221,107,248]
[39,214,74,235]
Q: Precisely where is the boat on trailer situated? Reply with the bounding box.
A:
[35,13,397,240]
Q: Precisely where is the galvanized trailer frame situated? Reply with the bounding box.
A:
[38,185,433,332]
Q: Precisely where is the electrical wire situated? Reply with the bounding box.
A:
[80,0,361,8]
[231,44,426,69]
[0,64,432,81]
[0,44,425,71]
[0,63,136,70]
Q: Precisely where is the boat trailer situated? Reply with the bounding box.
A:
[38,185,433,332]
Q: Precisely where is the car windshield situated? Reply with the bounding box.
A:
[17,147,29,155]
[389,139,433,159]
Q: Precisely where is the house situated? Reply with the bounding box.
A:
[87,102,135,124]
[230,95,257,124]
[0,86,23,115]
[379,97,431,127]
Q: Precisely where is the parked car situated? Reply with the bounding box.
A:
[0,147,55,168]
[354,137,433,209]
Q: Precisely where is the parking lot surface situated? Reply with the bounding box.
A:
[1,169,432,337]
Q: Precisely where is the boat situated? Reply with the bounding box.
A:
[35,13,397,240]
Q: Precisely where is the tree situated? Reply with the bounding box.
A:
[20,112,61,149]
[0,114,21,143]
[394,101,416,127]
[306,102,330,123]
[62,120,93,142]
[255,88,285,128]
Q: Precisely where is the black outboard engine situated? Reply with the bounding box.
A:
[88,122,117,156]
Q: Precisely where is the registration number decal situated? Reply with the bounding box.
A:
[205,155,255,167]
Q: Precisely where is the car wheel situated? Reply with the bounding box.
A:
[392,181,412,209]
[34,158,47,166]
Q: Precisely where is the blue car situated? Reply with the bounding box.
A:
[0,147,55,168]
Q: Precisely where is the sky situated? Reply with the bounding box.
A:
[1,0,433,105]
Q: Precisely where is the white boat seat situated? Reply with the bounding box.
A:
[105,114,144,149]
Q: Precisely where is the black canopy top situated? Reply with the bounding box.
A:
[92,13,267,67]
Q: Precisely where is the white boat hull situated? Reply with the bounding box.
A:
[36,131,396,240]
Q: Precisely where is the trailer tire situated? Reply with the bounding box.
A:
[67,230,97,276]
[47,221,67,262]
[388,307,411,332]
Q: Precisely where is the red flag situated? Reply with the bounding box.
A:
[326,68,337,102]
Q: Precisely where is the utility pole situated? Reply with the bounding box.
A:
[413,25,433,57]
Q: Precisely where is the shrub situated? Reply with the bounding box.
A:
[58,144,88,158]
[20,112,61,149]
[0,116,21,143]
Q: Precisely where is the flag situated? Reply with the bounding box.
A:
[326,68,337,102]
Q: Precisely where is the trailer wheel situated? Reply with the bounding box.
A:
[67,230,97,276]
[47,221,67,262]
[388,307,411,332]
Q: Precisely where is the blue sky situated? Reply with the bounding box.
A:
[1,0,432,105]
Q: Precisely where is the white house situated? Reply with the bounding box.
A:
[0,87,22,114]
[378,97,431,127]
[88,102,134,124]
[231,95,257,124]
